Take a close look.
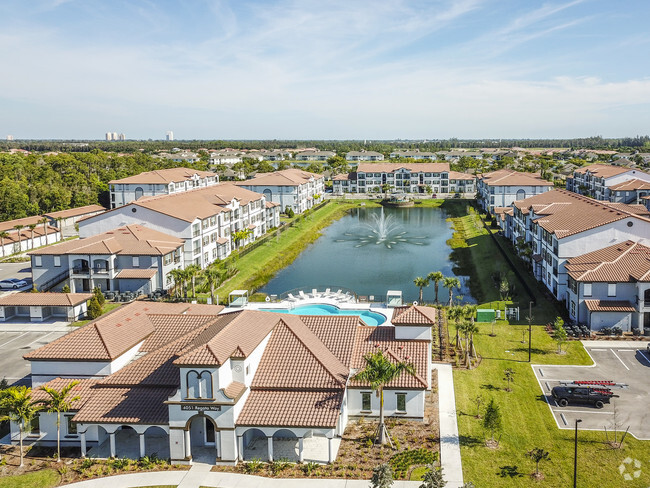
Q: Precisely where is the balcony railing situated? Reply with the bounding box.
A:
[72,266,90,275]
[93,266,111,274]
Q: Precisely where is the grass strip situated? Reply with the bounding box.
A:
[0,469,60,488]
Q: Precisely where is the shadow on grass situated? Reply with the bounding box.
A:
[512,347,549,355]
[480,383,500,392]
[498,465,524,478]
[459,435,482,448]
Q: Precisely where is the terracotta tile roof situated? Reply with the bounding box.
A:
[0,225,59,244]
[251,316,348,389]
[31,378,99,410]
[115,183,264,223]
[44,205,105,220]
[265,201,279,208]
[236,169,324,187]
[392,305,437,325]
[115,268,158,279]
[350,327,428,389]
[356,162,450,173]
[609,179,650,191]
[565,240,650,282]
[0,293,92,307]
[584,300,636,313]
[72,386,176,424]
[30,224,183,256]
[109,168,215,185]
[573,164,634,178]
[448,171,476,181]
[142,313,222,352]
[237,390,344,428]
[223,381,246,400]
[479,169,553,187]
[299,315,359,366]
[0,215,46,233]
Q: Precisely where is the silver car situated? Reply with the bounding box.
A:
[0,278,28,289]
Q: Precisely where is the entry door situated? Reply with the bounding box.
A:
[205,419,215,444]
[644,312,650,330]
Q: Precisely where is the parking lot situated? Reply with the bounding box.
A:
[534,341,650,440]
[0,322,71,386]
[0,261,33,293]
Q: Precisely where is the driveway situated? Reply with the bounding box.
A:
[0,321,71,386]
[533,341,650,440]
[0,261,33,293]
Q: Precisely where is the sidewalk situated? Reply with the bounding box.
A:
[432,363,464,488]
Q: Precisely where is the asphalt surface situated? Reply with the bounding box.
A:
[534,342,650,440]
[0,323,70,386]
[0,261,33,292]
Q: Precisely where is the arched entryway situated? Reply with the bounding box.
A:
[272,429,299,462]
[114,426,138,458]
[516,189,526,200]
[187,415,218,463]
[241,428,267,461]
[143,426,169,459]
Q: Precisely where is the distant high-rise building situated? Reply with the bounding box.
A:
[106,132,113,141]
[118,133,126,141]
[112,132,118,141]
[6,135,14,141]
[166,131,174,141]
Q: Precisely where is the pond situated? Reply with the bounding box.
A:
[260,205,473,303]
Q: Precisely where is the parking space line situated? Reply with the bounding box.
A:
[553,409,614,415]
[639,350,650,366]
[560,413,568,425]
[0,332,28,348]
[26,331,58,347]
[590,348,607,352]
[611,349,630,370]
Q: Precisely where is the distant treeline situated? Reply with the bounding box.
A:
[0,151,207,221]
[1,135,650,154]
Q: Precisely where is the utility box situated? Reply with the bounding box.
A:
[476,309,496,322]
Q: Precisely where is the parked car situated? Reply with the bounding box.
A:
[0,278,28,289]
[551,385,617,409]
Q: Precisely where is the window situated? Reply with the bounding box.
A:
[53,256,60,267]
[66,415,77,435]
[361,392,371,411]
[570,301,576,317]
[583,283,592,297]
[132,256,139,268]
[608,283,616,297]
[187,370,213,399]
[246,365,250,376]
[396,393,406,412]
[164,253,172,266]
[34,256,42,267]
[28,416,40,436]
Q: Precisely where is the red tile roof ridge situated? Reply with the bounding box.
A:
[383,347,428,388]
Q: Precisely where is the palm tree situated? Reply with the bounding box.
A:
[413,277,429,303]
[13,225,24,253]
[352,350,416,445]
[36,381,80,462]
[168,268,185,298]
[27,224,37,250]
[0,231,9,257]
[201,267,222,304]
[427,271,444,304]
[185,264,201,298]
[442,277,461,307]
[39,217,49,245]
[0,386,40,466]
[447,306,464,349]
[232,229,253,249]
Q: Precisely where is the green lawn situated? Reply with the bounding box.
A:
[454,322,650,487]
[0,469,60,488]
[72,302,121,327]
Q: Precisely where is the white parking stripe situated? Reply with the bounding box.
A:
[611,349,630,370]
[26,331,58,347]
[590,348,607,352]
[554,409,614,415]
[0,332,28,348]
[639,350,650,366]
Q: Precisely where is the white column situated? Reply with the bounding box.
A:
[327,436,333,464]
[184,429,191,459]
[298,437,304,463]
[267,436,273,462]
[109,432,116,458]
[139,433,146,458]
[80,431,87,458]
[238,435,244,461]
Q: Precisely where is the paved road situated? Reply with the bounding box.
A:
[0,322,70,386]
[0,261,33,293]
[533,341,650,440]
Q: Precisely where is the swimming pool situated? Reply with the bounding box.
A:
[260,304,387,326]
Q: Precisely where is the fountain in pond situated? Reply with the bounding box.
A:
[335,208,427,248]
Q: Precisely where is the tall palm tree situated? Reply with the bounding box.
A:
[39,217,49,245]
[27,224,37,250]
[36,381,80,462]
[447,306,464,349]
[465,321,480,369]
[201,267,222,304]
[0,231,8,257]
[427,271,444,304]
[442,276,461,307]
[185,264,201,298]
[168,268,185,298]
[352,350,416,445]
[0,386,40,466]
[13,225,24,253]
[413,276,429,303]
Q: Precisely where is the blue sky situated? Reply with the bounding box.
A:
[1,0,649,140]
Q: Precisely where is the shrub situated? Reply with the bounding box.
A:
[302,461,319,476]
[389,448,437,479]
[93,286,105,306]
[62,284,71,293]
[87,296,102,319]
[244,458,264,474]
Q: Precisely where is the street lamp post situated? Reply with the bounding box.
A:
[573,418,582,488]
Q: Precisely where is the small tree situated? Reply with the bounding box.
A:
[420,465,446,488]
[61,284,71,293]
[553,317,567,354]
[483,398,502,445]
[427,271,444,304]
[370,463,394,488]
[503,368,515,392]
[499,278,509,301]
[284,206,295,218]
[527,447,550,478]
[93,286,105,306]
[87,296,102,320]
[37,381,81,462]
[0,386,40,466]
[474,394,484,419]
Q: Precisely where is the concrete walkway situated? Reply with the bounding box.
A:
[432,363,464,488]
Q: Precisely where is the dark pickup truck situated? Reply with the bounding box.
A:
[551,385,617,409]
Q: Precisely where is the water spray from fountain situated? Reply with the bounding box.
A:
[336,208,427,248]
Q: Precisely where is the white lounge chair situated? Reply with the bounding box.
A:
[299,290,308,300]
[324,288,332,297]
[287,293,298,302]
[311,288,319,298]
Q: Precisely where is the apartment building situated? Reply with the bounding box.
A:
[477,169,553,213]
[565,164,650,201]
[388,150,438,160]
[332,162,453,194]
[294,150,336,161]
[0,216,61,257]
[235,169,325,214]
[345,151,384,162]
[29,225,184,294]
[109,168,218,209]
[80,184,280,269]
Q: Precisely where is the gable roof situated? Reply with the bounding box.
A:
[609,179,650,191]
[0,293,92,307]
[565,240,650,282]
[236,169,323,187]
[573,164,636,178]
[392,305,437,325]
[44,205,105,220]
[356,162,449,173]
[478,169,553,187]
[109,168,215,185]
[29,224,183,256]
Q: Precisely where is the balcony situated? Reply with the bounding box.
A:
[93,266,111,275]
[72,266,90,275]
